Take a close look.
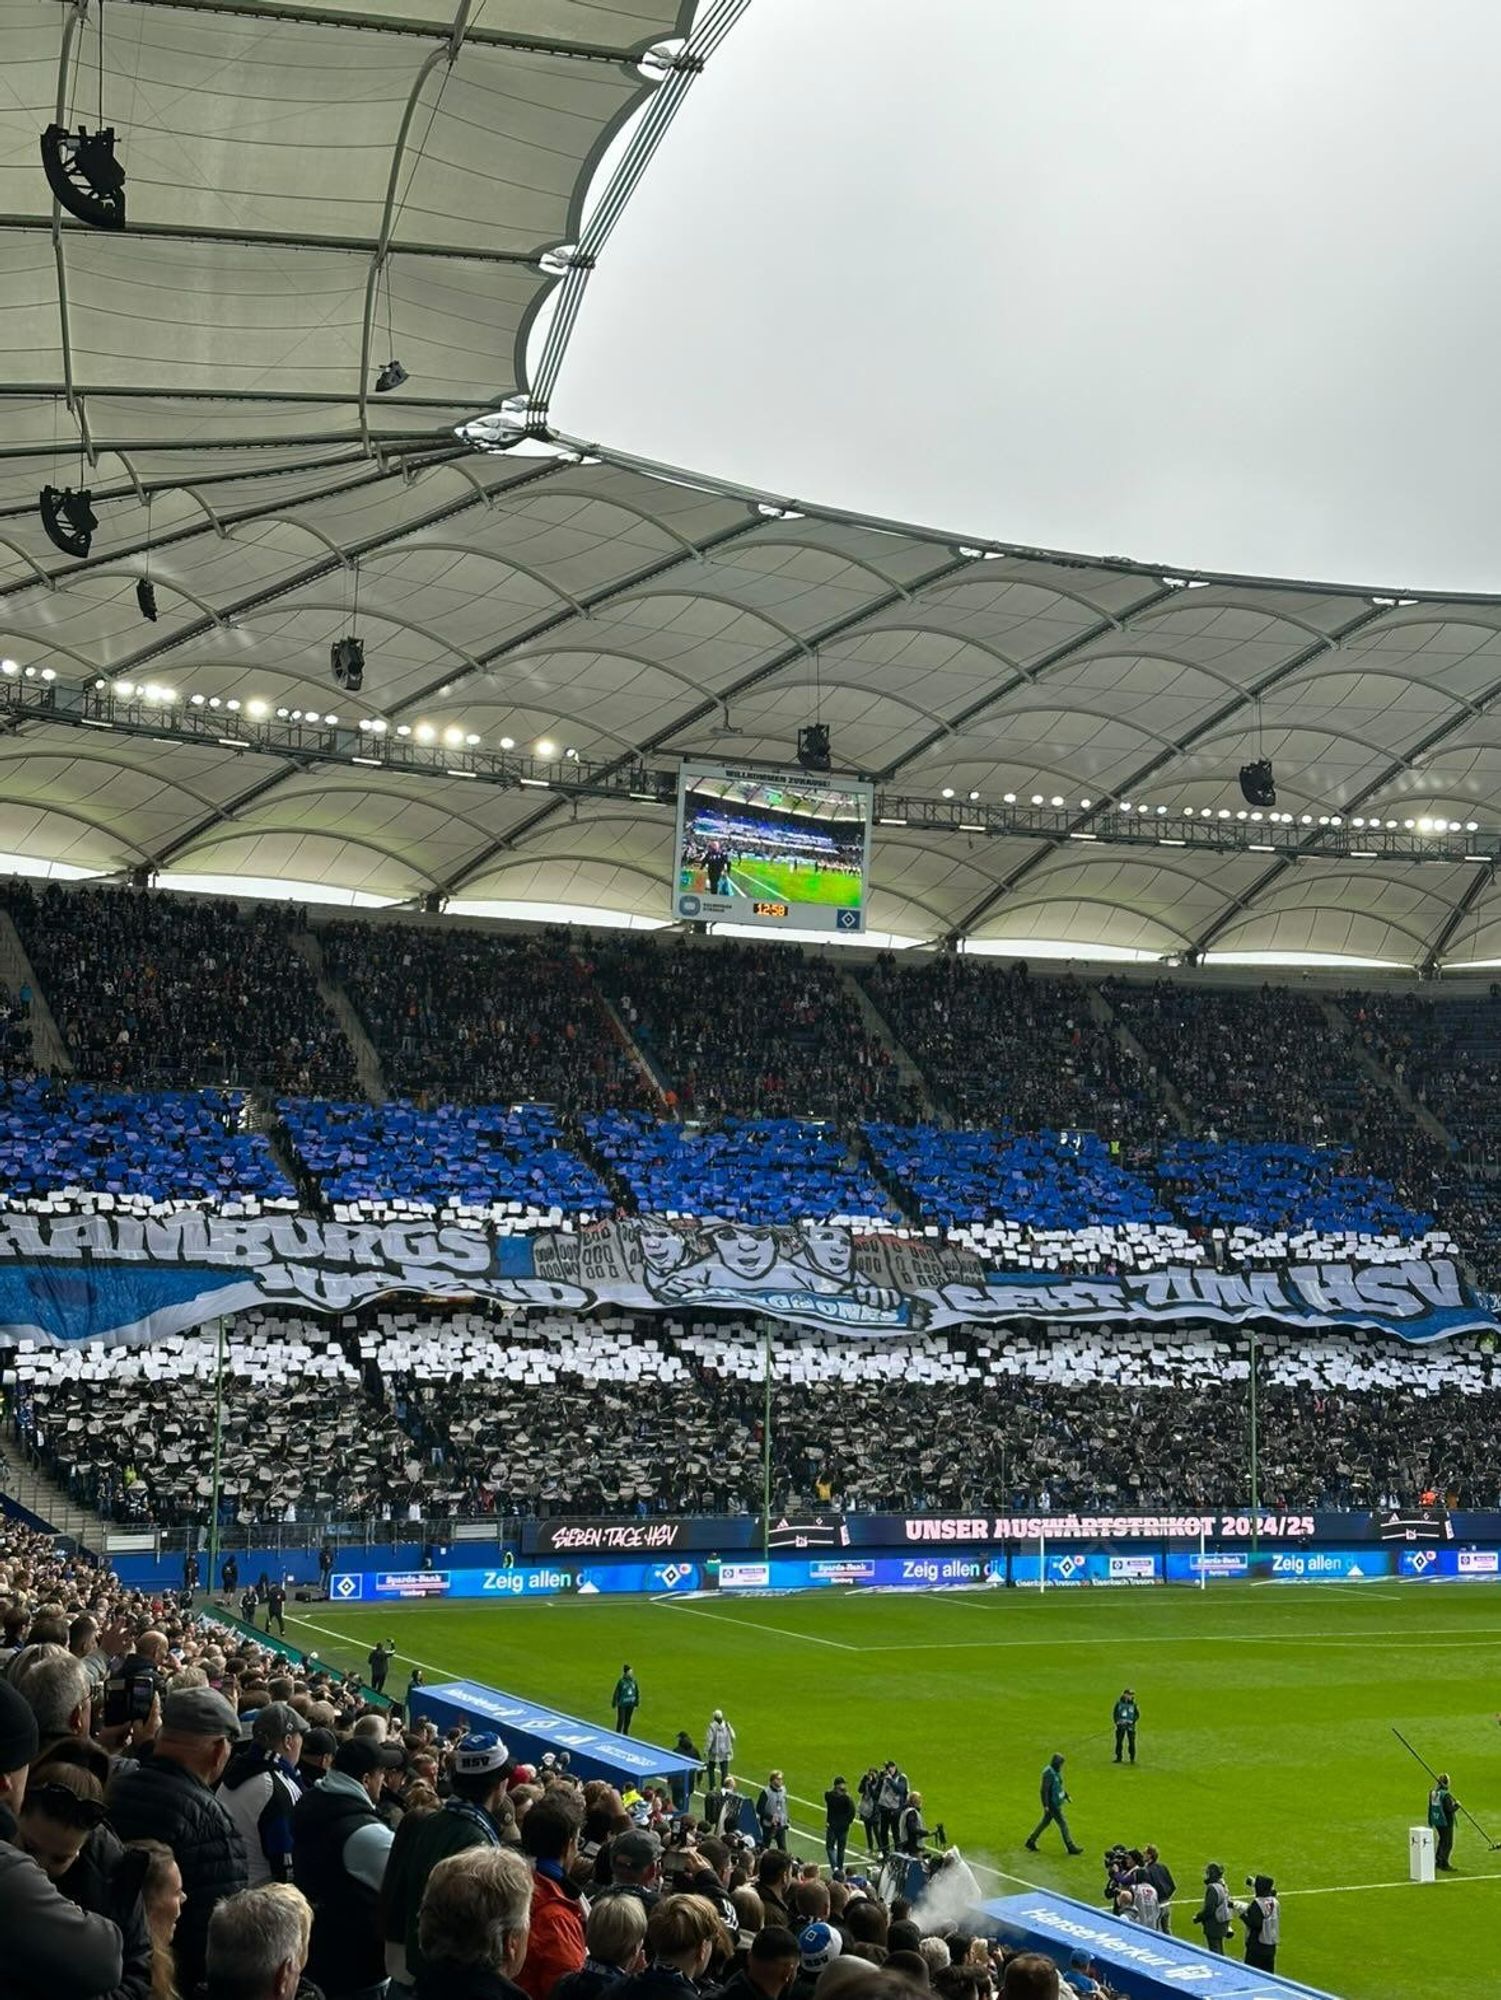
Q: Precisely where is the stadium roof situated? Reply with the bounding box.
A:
[4,1,1501,973]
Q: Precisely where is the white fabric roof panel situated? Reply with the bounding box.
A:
[2,0,1499,970]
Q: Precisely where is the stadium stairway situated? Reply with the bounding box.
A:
[1317,995,1455,1150]
[292,931,385,1103]
[0,1428,109,1547]
[0,908,72,1073]
[840,967,946,1123]
[581,959,674,1110]
[1088,982,1189,1131]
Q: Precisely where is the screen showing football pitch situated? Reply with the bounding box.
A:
[671,762,874,934]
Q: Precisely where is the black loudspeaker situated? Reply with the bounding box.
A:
[1239,758,1276,808]
[330,636,364,691]
[797,723,832,773]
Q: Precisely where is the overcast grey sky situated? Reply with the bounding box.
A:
[554,0,1501,595]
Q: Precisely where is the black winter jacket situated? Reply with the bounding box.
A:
[106,1750,248,1993]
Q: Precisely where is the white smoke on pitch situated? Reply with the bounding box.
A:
[911,1851,988,1932]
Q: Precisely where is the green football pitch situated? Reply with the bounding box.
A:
[281,1582,1501,2000]
[680,860,861,908]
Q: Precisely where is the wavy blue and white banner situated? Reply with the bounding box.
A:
[0,1211,1490,1347]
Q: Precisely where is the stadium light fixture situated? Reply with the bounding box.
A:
[442,725,464,748]
[941,786,955,799]
[1049,795,1064,807]
[536,738,557,758]
[415,723,436,744]
[246,699,268,719]
[499,736,515,750]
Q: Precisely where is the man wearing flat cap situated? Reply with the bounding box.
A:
[220,1699,304,1887]
[594,1826,662,1912]
[107,1683,249,1993]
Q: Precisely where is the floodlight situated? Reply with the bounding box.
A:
[40,124,126,229]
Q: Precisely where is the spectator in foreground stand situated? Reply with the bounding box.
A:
[107,1685,249,1994]
[518,1792,587,2000]
[292,1736,396,2000]
[707,1924,801,2000]
[609,1893,733,2000]
[0,1677,126,2000]
[128,1837,187,2000]
[15,1761,155,1994]
[595,1826,663,1911]
[416,1845,535,2000]
[1003,1956,1060,2000]
[203,1881,314,2000]
[221,1702,305,1888]
[554,1883,649,2000]
[384,1729,512,1994]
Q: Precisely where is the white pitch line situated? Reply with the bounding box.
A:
[654,1599,857,1651]
[1279,1872,1501,1896]
[860,1631,1501,1652]
[283,1611,461,1682]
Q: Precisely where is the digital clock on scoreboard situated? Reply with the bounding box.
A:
[752,900,790,918]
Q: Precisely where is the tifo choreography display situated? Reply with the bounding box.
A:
[0,1210,1489,1346]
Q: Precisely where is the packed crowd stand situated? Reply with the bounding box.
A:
[0,880,1498,1268]
[322,923,651,1114]
[4,884,357,1095]
[0,1511,1287,2000]
[7,1310,1498,1532]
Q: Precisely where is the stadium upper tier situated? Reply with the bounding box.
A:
[0,882,1498,1266]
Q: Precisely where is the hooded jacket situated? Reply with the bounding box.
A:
[220,1739,302,1886]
